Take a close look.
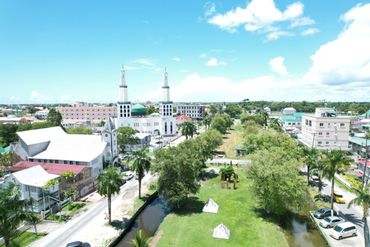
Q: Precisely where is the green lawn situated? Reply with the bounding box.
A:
[217,126,244,159]
[156,171,289,247]
[1,232,47,247]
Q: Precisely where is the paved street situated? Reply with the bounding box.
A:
[318,178,366,247]
[30,174,154,247]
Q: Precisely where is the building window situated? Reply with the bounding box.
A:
[318,141,322,145]
[318,132,322,136]
[319,123,324,127]
[326,132,330,135]
[340,123,345,127]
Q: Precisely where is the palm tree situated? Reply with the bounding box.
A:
[97,167,123,224]
[323,150,351,209]
[310,153,325,197]
[303,147,320,185]
[348,185,370,247]
[131,230,151,247]
[131,150,151,198]
[0,183,38,247]
[203,116,212,129]
[181,122,196,139]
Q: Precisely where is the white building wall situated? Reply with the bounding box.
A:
[301,114,350,150]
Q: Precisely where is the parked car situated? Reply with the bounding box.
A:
[124,172,134,180]
[314,208,338,219]
[66,241,91,247]
[333,191,345,204]
[330,222,357,240]
[319,216,345,228]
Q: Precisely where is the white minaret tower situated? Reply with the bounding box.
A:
[162,67,170,102]
[117,65,131,127]
[160,67,176,136]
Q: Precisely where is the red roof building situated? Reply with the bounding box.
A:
[11,161,89,175]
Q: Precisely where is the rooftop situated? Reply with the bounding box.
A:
[12,165,59,187]
[17,126,66,145]
[11,161,89,175]
[349,136,369,146]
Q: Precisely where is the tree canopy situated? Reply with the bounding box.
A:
[47,108,62,126]
[117,127,139,152]
[66,126,93,135]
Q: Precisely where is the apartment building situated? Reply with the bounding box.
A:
[57,102,116,123]
[300,108,350,151]
[176,103,206,119]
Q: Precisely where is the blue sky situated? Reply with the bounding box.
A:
[0,0,369,103]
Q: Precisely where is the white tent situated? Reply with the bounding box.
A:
[202,198,219,214]
[213,223,230,240]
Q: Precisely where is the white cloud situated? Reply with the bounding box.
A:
[266,31,293,41]
[304,3,370,85]
[172,57,181,62]
[269,56,288,76]
[291,17,315,27]
[208,0,304,34]
[200,53,207,58]
[130,58,160,72]
[60,94,72,102]
[301,28,319,36]
[204,2,216,17]
[30,90,41,100]
[30,90,51,101]
[205,58,226,67]
[141,73,345,102]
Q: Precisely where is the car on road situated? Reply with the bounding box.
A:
[313,208,338,219]
[329,222,357,240]
[124,171,134,180]
[333,191,345,204]
[319,216,345,228]
[66,241,91,247]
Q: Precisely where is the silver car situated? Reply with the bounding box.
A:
[320,216,345,228]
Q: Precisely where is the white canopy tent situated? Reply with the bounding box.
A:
[202,198,219,214]
[212,223,230,240]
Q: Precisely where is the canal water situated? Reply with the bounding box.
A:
[115,198,170,247]
[115,194,327,247]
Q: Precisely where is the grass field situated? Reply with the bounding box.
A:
[0,232,47,247]
[155,170,289,247]
[217,125,244,159]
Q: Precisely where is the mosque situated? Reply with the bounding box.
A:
[102,66,177,158]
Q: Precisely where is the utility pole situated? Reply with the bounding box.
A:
[362,135,369,188]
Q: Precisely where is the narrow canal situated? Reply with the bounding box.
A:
[114,192,327,247]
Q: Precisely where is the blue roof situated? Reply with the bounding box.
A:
[293,112,305,117]
[0,146,10,154]
[349,136,369,146]
[281,116,301,123]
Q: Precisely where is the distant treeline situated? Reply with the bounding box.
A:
[240,101,370,114]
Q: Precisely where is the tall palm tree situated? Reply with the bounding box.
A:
[97,167,123,224]
[131,230,151,247]
[348,185,370,247]
[310,153,325,197]
[0,183,38,247]
[323,150,351,209]
[131,150,151,199]
[181,122,196,140]
[303,147,320,185]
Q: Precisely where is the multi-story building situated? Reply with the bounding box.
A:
[35,109,49,120]
[57,102,116,123]
[13,126,114,177]
[300,108,350,151]
[176,103,206,120]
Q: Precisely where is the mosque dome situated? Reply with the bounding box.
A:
[131,103,147,116]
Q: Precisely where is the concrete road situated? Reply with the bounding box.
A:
[319,178,366,247]
[30,175,152,247]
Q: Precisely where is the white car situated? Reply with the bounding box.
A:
[319,216,345,228]
[124,172,134,180]
[330,222,357,240]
